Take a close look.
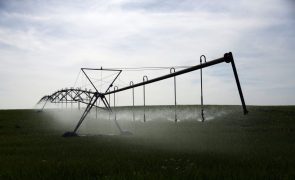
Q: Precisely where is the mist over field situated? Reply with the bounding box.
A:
[0,0,295,109]
[1,106,295,179]
[42,105,233,134]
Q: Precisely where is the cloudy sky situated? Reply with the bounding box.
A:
[0,0,294,109]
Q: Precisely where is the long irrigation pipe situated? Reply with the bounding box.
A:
[40,52,248,115]
[103,52,248,115]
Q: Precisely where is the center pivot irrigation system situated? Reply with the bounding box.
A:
[38,52,248,137]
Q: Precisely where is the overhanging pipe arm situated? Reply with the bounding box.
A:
[104,53,231,95]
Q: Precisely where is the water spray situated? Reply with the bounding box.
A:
[37,52,248,137]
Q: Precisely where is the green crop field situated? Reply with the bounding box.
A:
[0,105,295,179]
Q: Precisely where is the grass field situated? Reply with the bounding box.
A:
[0,105,295,179]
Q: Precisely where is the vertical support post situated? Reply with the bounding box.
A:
[57,93,59,108]
[170,68,177,123]
[78,90,80,110]
[71,91,73,110]
[110,89,124,134]
[200,55,206,122]
[108,92,111,121]
[114,86,119,121]
[130,81,135,122]
[143,76,148,122]
[225,52,248,114]
[96,100,98,119]
[111,86,124,134]
[130,81,136,133]
[59,96,61,109]
[65,89,68,109]
[62,90,64,109]
[95,93,98,120]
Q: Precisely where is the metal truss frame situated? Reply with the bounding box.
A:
[38,52,248,136]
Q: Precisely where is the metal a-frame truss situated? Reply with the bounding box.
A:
[38,52,248,137]
[38,68,124,136]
